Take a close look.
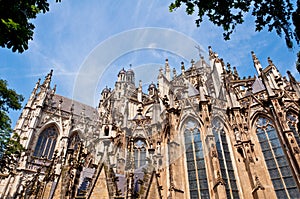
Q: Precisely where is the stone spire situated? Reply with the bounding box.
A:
[41,69,53,89]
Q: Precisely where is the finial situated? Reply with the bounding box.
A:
[45,69,53,80]
[181,62,185,70]
[32,78,41,93]
[191,59,195,69]
[267,57,274,66]
[233,67,239,77]
[251,51,260,64]
[173,68,177,77]
[165,59,170,72]
[287,70,296,83]
[208,46,213,56]
[159,67,163,75]
[227,63,231,71]
[251,51,262,74]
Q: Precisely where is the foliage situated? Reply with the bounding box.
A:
[0,79,24,173]
[169,0,300,49]
[0,0,61,53]
[297,52,300,72]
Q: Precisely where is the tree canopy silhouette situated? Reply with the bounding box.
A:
[170,0,300,49]
[0,0,61,53]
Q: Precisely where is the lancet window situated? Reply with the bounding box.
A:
[33,126,58,159]
[184,120,209,199]
[134,139,146,169]
[256,117,299,198]
[212,119,239,199]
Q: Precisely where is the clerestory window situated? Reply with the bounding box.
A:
[33,126,58,159]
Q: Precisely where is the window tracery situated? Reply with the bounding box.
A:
[33,126,58,159]
[184,120,209,199]
[212,119,239,199]
[134,139,146,169]
[256,117,299,198]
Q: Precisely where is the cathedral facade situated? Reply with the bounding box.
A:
[0,46,300,199]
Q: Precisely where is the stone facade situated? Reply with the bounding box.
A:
[0,46,300,199]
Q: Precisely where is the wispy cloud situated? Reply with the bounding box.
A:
[0,0,299,124]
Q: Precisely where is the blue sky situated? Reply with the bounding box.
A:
[0,0,299,125]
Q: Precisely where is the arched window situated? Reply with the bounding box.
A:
[184,120,209,199]
[134,140,146,169]
[69,132,81,150]
[212,119,239,199]
[33,126,58,159]
[256,117,299,198]
[286,112,300,147]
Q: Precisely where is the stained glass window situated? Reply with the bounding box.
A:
[256,117,300,198]
[212,119,239,199]
[184,120,209,199]
[33,126,58,159]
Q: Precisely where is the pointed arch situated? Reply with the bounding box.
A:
[254,116,300,198]
[250,111,273,127]
[179,114,203,132]
[181,118,209,199]
[68,131,83,150]
[212,117,239,199]
[33,124,59,159]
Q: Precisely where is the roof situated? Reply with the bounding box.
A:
[51,94,98,120]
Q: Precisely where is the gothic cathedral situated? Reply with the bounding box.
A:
[1,46,300,199]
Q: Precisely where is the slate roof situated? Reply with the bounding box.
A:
[51,94,99,120]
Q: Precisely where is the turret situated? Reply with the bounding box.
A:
[126,66,135,85]
[118,68,126,82]
[101,86,111,100]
